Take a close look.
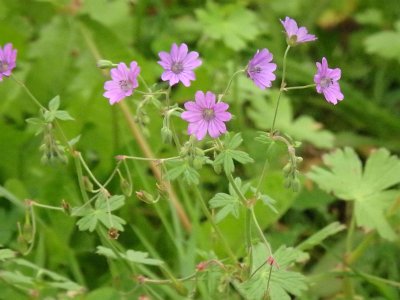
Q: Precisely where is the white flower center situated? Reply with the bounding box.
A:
[202,108,215,121]
[320,77,332,88]
[0,61,8,72]
[171,62,184,74]
[119,80,132,92]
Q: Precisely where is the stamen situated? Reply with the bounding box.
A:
[320,77,332,88]
[202,108,215,121]
[250,66,262,74]
[119,80,133,92]
[171,62,184,74]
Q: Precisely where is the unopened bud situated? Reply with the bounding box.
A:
[96,59,114,69]
[296,156,303,163]
[108,227,120,240]
[120,179,132,197]
[83,176,94,192]
[136,190,155,204]
[192,156,204,169]
[62,199,71,215]
[282,163,292,176]
[196,261,208,272]
[161,126,173,144]
[291,178,301,192]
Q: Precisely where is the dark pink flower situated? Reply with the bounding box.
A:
[247,49,277,90]
[158,43,202,87]
[181,91,231,140]
[103,62,140,105]
[314,57,344,105]
[0,43,17,81]
[281,17,317,45]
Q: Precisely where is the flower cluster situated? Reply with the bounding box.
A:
[98,16,343,140]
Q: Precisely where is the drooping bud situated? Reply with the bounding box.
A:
[96,59,114,69]
[136,190,155,204]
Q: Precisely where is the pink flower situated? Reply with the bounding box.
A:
[103,62,140,105]
[314,57,344,105]
[0,43,17,81]
[247,49,277,89]
[280,17,317,45]
[158,43,202,87]
[181,91,231,140]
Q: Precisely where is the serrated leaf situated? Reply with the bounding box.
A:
[296,222,345,251]
[76,214,98,232]
[54,110,74,121]
[96,246,163,266]
[48,95,60,111]
[209,193,239,222]
[195,3,260,50]
[125,250,164,266]
[308,148,400,240]
[238,244,308,300]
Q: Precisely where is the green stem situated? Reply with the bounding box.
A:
[121,155,181,162]
[31,202,64,212]
[284,84,316,91]
[77,152,104,190]
[11,74,47,111]
[138,74,151,92]
[22,205,37,256]
[250,207,272,256]
[271,45,290,132]
[255,142,275,195]
[220,69,245,101]
[193,188,237,262]
[344,203,356,299]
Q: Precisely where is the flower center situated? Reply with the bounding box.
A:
[202,108,215,121]
[0,61,8,72]
[320,77,332,88]
[250,66,262,74]
[171,62,184,74]
[119,80,133,92]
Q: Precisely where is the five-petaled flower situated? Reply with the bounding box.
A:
[181,91,231,140]
[247,49,277,90]
[103,62,140,105]
[158,43,202,87]
[314,57,344,105]
[0,43,17,81]
[281,17,317,46]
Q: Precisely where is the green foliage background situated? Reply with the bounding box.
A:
[0,0,399,299]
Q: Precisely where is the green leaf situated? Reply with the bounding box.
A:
[48,95,60,111]
[73,194,126,232]
[296,222,345,251]
[246,88,334,148]
[68,135,81,147]
[96,246,164,266]
[308,148,400,240]
[195,3,261,51]
[165,161,199,185]
[238,244,308,300]
[0,249,16,261]
[365,24,400,62]
[209,193,239,223]
[214,133,254,174]
[54,110,74,121]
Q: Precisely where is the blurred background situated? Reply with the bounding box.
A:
[0,0,399,299]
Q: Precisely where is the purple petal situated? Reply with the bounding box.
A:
[204,91,216,108]
[215,111,232,122]
[177,43,188,62]
[208,120,220,138]
[195,120,208,140]
[214,102,229,112]
[170,43,179,62]
[181,111,203,122]
[184,101,202,112]
[195,91,206,108]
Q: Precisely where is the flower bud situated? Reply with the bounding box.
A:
[161,126,173,144]
[282,163,292,176]
[291,178,301,192]
[108,227,120,240]
[136,190,155,204]
[120,178,132,197]
[83,176,94,192]
[96,60,114,69]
